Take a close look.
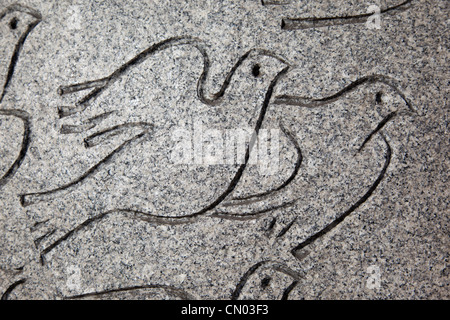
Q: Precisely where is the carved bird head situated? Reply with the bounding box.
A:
[231,260,303,300]
[0,4,42,103]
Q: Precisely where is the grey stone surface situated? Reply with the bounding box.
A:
[0,0,448,299]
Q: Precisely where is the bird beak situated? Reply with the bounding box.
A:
[372,74,419,117]
[357,79,418,154]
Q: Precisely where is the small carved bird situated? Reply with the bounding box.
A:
[269,75,416,260]
[0,4,41,189]
[0,4,42,103]
[21,38,415,269]
[20,36,293,221]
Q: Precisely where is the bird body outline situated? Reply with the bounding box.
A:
[19,36,300,223]
[0,0,422,302]
[28,57,415,273]
[0,6,418,300]
[0,4,41,190]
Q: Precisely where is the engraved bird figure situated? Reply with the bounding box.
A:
[19,36,297,224]
[18,36,415,270]
[0,4,41,188]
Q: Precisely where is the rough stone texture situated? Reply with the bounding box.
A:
[0,0,448,299]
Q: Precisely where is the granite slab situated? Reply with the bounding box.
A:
[0,0,448,299]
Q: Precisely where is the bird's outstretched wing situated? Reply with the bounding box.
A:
[20,122,153,207]
[19,37,204,207]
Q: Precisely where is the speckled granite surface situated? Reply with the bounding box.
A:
[0,0,448,300]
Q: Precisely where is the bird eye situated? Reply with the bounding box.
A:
[252,64,261,77]
[9,17,19,30]
[375,91,383,104]
[260,276,271,289]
